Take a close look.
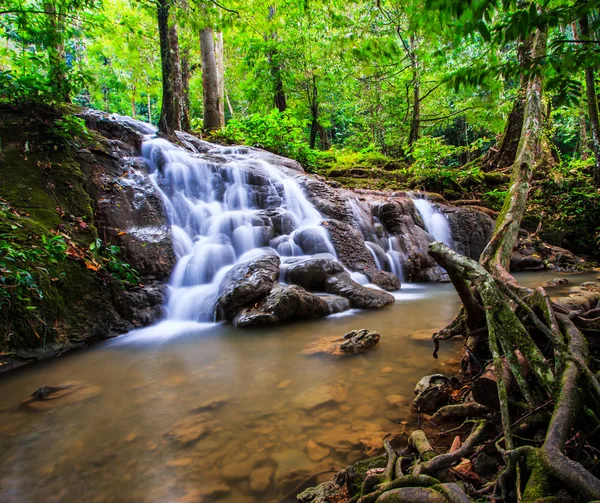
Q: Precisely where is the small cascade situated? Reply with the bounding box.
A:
[351,199,406,281]
[142,138,342,322]
[411,195,453,247]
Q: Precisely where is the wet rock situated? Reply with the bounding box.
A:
[292,384,339,411]
[297,470,349,503]
[446,206,494,261]
[302,330,380,357]
[412,374,459,414]
[386,395,406,407]
[340,329,380,353]
[249,466,274,492]
[285,254,345,291]
[189,396,229,413]
[165,413,212,446]
[325,273,395,309]
[232,284,334,327]
[543,277,569,287]
[20,382,101,410]
[324,220,400,291]
[307,440,331,462]
[217,254,280,320]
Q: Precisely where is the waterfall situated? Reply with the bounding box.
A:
[142,138,348,323]
[411,195,453,247]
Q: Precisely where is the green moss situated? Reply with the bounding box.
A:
[0,107,134,357]
[522,451,552,502]
[347,454,387,495]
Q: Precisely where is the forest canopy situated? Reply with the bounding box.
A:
[1,0,599,255]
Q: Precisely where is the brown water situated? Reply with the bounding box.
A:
[0,272,595,503]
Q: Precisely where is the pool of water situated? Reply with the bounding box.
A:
[0,271,595,502]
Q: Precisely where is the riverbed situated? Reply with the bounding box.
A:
[0,271,594,502]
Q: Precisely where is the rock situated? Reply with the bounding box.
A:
[297,470,349,503]
[232,284,333,327]
[222,453,269,481]
[216,254,280,320]
[445,206,494,261]
[412,374,459,414]
[189,396,229,413]
[340,329,381,353]
[543,277,569,287]
[325,273,395,309]
[285,254,345,291]
[323,220,400,290]
[302,329,380,357]
[249,466,274,492]
[386,395,406,407]
[20,382,101,410]
[292,384,338,411]
[165,413,212,446]
[307,440,331,462]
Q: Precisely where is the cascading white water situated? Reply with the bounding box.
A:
[350,199,406,280]
[411,196,454,247]
[142,138,346,322]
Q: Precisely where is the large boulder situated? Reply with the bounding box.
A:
[323,220,400,290]
[445,206,494,261]
[216,254,280,320]
[285,254,345,291]
[324,273,395,309]
[232,284,337,327]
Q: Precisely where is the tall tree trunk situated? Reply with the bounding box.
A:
[267,5,287,112]
[482,37,533,171]
[407,35,420,150]
[480,27,548,279]
[180,48,191,132]
[157,0,183,136]
[309,74,319,149]
[131,83,136,117]
[44,1,69,102]
[200,27,223,130]
[214,30,225,124]
[580,14,600,187]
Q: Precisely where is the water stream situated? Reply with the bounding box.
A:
[0,272,594,502]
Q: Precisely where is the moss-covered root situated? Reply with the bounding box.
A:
[374,487,448,503]
[431,483,472,503]
[354,441,398,502]
[408,430,437,462]
[356,475,440,503]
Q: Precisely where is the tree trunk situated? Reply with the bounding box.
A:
[200,27,223,131]
[180,48,191,132]
[44,1,69,102]
[479,28,547,280]
[309,74,319,149]
[580,14,600,187]
[157,0,182,136]
[482,37,533,171]
[267,5,287,113]
[407,35,420,150]
[214,30,225,124]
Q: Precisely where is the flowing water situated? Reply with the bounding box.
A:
[0,271,595,503]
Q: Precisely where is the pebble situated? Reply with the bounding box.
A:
[386,395,406,407]
[306,440,330,462]
[249,466,274,492]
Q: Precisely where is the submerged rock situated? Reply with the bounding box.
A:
[216,254,281,320]
[20,381,101,411]
[543,277,569,287]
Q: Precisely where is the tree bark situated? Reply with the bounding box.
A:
[215,30,225,124]
[267,5,287,113]
[157,0,183,136]
[479,27,547,279]
[408,35,420,150]
[580,14,600,187]
[44,1,69,102]
[309,74,319,149]
[200,27,224,131]
[482,37,534,172]
[180,48,191,132]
